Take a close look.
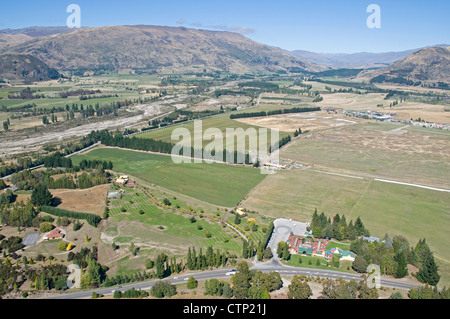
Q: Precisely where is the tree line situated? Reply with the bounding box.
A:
[59,89,101,98]
[310,210,370,241]
[43,153,73,169]
[186,246,232,271]
[230,106,320,119]
[238,81,280,91]
[241,220,274,262]
[41,205,101,227]
[98,129,254,165]
[269,135,291,153]
[351,235,441,286]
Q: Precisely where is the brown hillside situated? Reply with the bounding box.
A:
[0,25,327,74]
[358,46,450,85]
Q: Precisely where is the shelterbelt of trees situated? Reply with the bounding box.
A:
[98,129,266,165]
[230,106,321,119]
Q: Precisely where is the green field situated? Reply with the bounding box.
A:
[138,113,290,150]
[72,147,266,207]
[241,168,450,287]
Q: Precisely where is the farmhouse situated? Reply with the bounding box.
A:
[235,208,247,217]
[44,228,65,240]
[114,178,127,186]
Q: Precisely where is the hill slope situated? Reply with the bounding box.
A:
[0,54,60,81]
[0,25,326,74]
[358,46,450,85]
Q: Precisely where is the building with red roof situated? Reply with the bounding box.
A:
[44,228,65,240]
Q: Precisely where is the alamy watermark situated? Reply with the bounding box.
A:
[170,120,281,175]
[366,4,381,29]
[66,4,81,29]
[367,264,381,289]
[66,263,81,289]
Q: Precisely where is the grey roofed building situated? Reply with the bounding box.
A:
[107,191,121,199]
[362,236,380,243]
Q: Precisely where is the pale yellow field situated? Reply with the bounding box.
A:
[234,111,366,133]
[316,93,450,123]
[50,184,109,216]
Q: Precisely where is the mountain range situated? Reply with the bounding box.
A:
[0,25,326,76]
[0,25,448,85]
[290,44,449,69]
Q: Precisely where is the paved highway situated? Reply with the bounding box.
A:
[43,258,421,299]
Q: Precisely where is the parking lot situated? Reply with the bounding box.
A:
[267,218,308,257]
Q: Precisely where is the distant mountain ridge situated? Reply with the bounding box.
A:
[357,46,450,85]
[0,25,326,75]
[290,45,449,69]
[0,26,77,37]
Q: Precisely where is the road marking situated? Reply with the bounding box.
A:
[374,178,450,192]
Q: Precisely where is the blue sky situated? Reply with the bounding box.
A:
[0,0,448,53]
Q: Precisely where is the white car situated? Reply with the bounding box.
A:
[225,269,237,276]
